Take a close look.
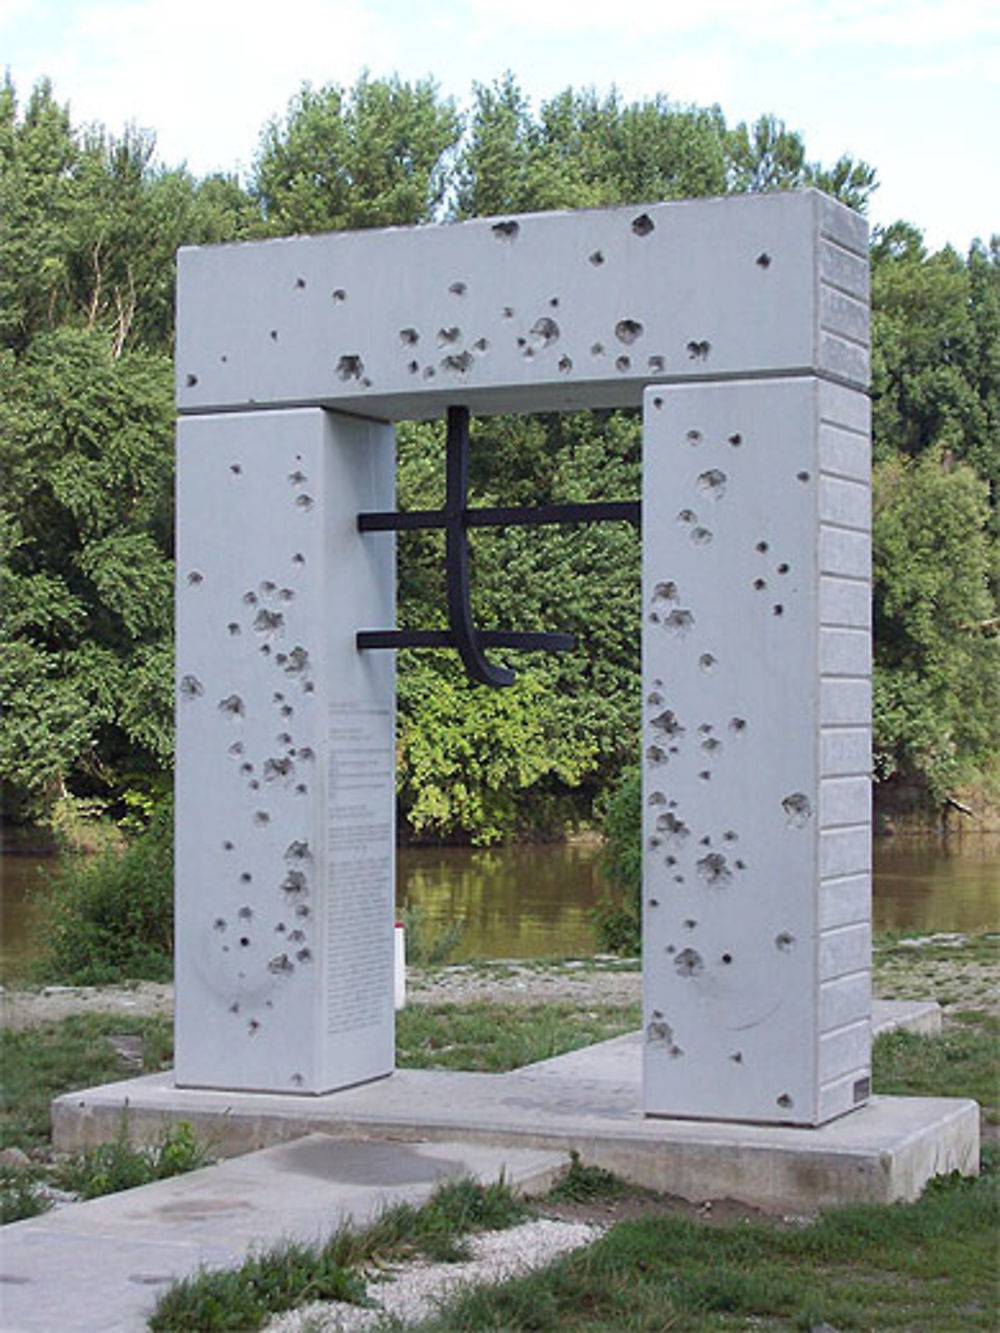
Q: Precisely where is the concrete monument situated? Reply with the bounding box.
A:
[175,190,872,1124]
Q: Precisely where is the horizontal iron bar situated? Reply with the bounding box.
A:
[357,629,575,652]
[358,500,641,532]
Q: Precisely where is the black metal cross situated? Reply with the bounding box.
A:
[357,406,640,687]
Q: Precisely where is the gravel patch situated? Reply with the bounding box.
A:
[264,1218,603,1332]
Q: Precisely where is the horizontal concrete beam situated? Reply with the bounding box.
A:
[176,190,868,422]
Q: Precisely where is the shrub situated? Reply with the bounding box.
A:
[593,764,641,954]
[34,797,173,984]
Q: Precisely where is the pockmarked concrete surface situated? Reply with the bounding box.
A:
[0,1138,565,1333]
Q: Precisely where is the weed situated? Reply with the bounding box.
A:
[548,1152,626,1203]
[874,1020,999,1121]
[0,1165,50,1224]
[397,905,465,966]
[54,1118,208,1200]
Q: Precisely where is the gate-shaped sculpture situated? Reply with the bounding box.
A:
[174,191,874,1127]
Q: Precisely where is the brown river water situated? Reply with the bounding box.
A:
[1,834,997,977]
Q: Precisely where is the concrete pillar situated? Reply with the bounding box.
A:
[174,408,396,1093]
[642,377,871,1126]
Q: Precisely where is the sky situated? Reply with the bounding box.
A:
[2,0,998,252]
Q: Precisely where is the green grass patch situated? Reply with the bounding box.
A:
[396,1001,640,1073]
[0,1013,172,1151]
[54,1117,207,1200]
[411,1161,999,1332]
[874,1018,1000,1122]
[149,1175,530,1332]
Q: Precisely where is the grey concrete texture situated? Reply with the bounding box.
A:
[0,1138,565,1333]
[52,1001,976,1219]
[176,190,869,421]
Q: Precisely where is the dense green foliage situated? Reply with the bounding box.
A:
[1,70,996,843]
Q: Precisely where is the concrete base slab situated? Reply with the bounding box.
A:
[0,1137,565,1333]
[53,1015,976,1218]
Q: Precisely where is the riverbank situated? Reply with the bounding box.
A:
[3,933,996,1031]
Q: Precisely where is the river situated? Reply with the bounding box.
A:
[1,833,997,977]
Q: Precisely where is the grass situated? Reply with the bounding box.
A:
[149,1175,530,1332]
[396,1001,641,1072]
[407,1158,999,1331]
[873,1009,999,1122]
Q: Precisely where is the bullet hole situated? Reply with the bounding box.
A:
[228,742,244,757]
[248,1020,261,1035]
[646,1017,676,1047]
[223,841,234,851]
[652,395,664,409]
[284,646,309,676]
[230,463,242,474]
[700,835,711,845]
[665,855,676,866]
[285,840,310,861]
[243,590,258,606]
[268,953,294,975]
[677,508,696,523]
[492,219,520,240]
[697,853,733,887]
[777,563,790,575]
[442,351,474,374]
[591,342,604,356]
[797,471,810,483]
[336,354,364,381]
[295,904,310,919]
[632,212,655,237]
[423,366,436,379]
[474,337,490,352]
[400,328,419,345]
[332,288,347,303]
[648,791,667,806]
[782,793,813,827]
[296,948,313,963]
[253,608,284,634]
[291,1073,305,1087]
[773,604,784,616]
[264,757,294,783]
[667,799,677,808]
[252,811,270,825]
[295,495,314,512]
[729,717,747,734]
[437,326,461,347]
[684,918,697,929]
[691,527,713,546]
[776,932,795,951]
[666,944,675,954]
[213,918,227,932]
[649,897,659,907]
[734,859,746,871]
[516,336,527,348]
[697,470,727,500]
[731,1051,743,1063]
[185,373,198,388]
[248,780,260,791]
[697,723,713,736]
[757,252,772,268]
[753,578,767,591]
[664,608,695,635]
[408,360,419,374]
[179,675,204,701]
[227,622,241,636]
[615,355,631,372]
[276,733,292,748]
[218,695,244,718]
[298,746,314,761]
[295,783,308,795]
[275,922,286,933]
[777,1093,793,1109]
[686,340,711,360]
[238,904,253,919]
[295,277,306,289]
[698,771,711,781]
[756,541,769,554]
[729,433,743,447]
[656,811,690,842]
[239,762,253,775]
[282,869,307,895]
[615,318,643,345]
[652,677,663,688]
[651,708,685,738]
[647,745,667,766]
[674,948,703,977]
[260,580,277,596]
[239,936,250,948]
[589,249,605,265]
[270,330,279,343]
[292,553,305,565]
[229,1001,240,1014]
[668,746,679,755]
[721,952,733,964]
[502,306,515,319]
[186,571,205,588]
[558,355,573,373]
[288,471,308,489]
[449,281,466,296]
[303,681,315,693]
[723,830,737,842]
[648,355,665,373]
[647,690,664,707]
[653,580,678,603]
[686,429,702,445]
[701,736,721,753]
[529,316,560,349]
[288,928,306,944]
